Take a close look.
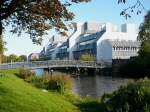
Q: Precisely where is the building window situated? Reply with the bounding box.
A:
[117,46,123,51]
[116,47,118,50]
[113,46,115,51]
[127,47,130,51]
[84,22,88,31]
[124,47,126,51]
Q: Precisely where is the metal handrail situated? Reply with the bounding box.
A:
[0,60,111,70]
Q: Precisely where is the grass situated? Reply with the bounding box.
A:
[75,98,105,112]
[0,70,79,112]
[0,69,104,112]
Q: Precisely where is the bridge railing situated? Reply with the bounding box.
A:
[24,60,97,68]
[0,60,112,70]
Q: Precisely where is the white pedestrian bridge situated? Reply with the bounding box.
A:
[0,60,112,70]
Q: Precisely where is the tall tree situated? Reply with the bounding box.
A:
[19,55,27,61]
[0,0,90,63]
[0,36,3,63]
[0,35,6,63]
[119,11,150,77]
[138,11,150,56]
[7,54,18,62]
[138,11,150,42]
[0,17,3,63]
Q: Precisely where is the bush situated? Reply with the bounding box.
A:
[47,74,72,93]
[31,76,48,89]
[79,53,95,61]
[119,56,150,78]
[17,69,35,79]
[17,70,72,94]
[101,78,150,112]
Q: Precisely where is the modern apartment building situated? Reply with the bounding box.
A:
[39,35,67,60]
[39,22,140,63]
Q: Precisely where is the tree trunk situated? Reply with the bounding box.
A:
[0,21,3,64]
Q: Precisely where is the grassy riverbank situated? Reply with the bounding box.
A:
[0,70,104,112]
[2,69,150,112]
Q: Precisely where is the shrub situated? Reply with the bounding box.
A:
[17,69,35,79]
[79,53,95,61]
[17,70,72,94]
[31,76,48,89]
[42,73,50,82]
[47,74,72,93]
[101,78,150,112]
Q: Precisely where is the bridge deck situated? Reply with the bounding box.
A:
[0,60,112,70]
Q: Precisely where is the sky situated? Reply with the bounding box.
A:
[4,0,150,56]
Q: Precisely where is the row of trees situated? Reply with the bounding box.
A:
[2,54,27,63]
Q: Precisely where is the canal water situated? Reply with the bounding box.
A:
[33,69,131,98]
[72,75,131,98]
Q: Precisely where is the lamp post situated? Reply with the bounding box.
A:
[51,69,54,76]
[11,59,13,69]
[48,68,54,76]
[66,67,68,75]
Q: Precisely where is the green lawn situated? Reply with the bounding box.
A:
[0,70,79,112]
[0,70,104,112]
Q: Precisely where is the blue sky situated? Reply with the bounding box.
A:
[4,0,150,56]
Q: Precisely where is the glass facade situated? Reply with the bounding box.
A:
[56,39,69,59]
[73,29,106,59]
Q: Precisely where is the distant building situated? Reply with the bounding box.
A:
[39,35,67,60]
[39,22,140,64]
[56,40,69,59]
[28,53,39,61]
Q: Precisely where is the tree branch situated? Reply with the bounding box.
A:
[119,0,147,19]
[1,0,18,20]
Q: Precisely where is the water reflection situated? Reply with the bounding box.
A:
[31,68,44,76]
[33,68,131,98]
[72,75,131,98]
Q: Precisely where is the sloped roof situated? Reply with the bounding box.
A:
[78,29,106,43]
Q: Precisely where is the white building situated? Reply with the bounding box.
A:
[96,23,138,63]
[39,22,140,64]
[39,35,67,60]
[98,39,140,63]
[68,23,83,59]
